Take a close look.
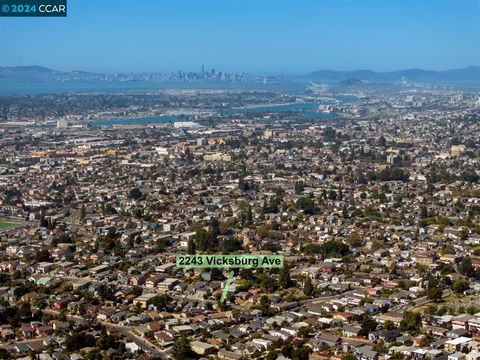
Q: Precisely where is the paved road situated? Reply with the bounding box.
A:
[42,308,168,359]
[42,309,88,325]
[101,321,169,359]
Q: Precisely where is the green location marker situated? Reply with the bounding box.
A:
[220,271,234,303]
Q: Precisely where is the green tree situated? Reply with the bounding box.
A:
[258,295,271,315]
[240,268,254,280]
[65,332,96,352]
[372,340,385,353]
[383,320,395,330]
[128,187,143,200]
[304,277,314,296]
[35,249,51,262]
[187,239,196,254]
[426,287,443,302]
[80,206,86,220]
[360,296,373,306]
[297,326,312,337]
[292,346,311,360]
[441,264,455,276]
[323,127,336,141]
[156,237,167,252]
[183,147,194,163]
[420,206,428,219]
[296,196,316,215]
[294,181,305,194]
[97,284,116,301]
[399,311,422,333]
[279,264,292,288]
[282,344,294,358]
[195,228,210,252]
[378,135,387,147]
[259,273,278,293]
[172,335,193,360]
[320,240,350,257]
[96,332,120,350]
[209,218,220,239]
[458,257,475,277]
[151,294,172,311]
[359,316,378,336]
[266,350,278,360]
[452,278,470,294]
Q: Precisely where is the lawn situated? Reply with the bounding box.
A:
[0,220,16,230]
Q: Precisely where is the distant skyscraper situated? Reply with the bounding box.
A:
[202,64,205,78]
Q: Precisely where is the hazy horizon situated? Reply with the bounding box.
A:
[1,64,479,77]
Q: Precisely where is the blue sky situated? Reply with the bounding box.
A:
[0,0,478,74]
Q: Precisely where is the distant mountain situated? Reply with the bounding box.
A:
[6,65,55,73]
[0,66,103,82]
[306,66,480,85]
[1,65,479,86]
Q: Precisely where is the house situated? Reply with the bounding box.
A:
[368,329,401,342]
[70,278,91,290]
[440,254,462,264]
[364,303,382,314]
[426,349,447,360]
[129,274,146,286]
[466,352,480,360]
[251,338,272,350]
[172,325,194,335]
[145,274,163,288]
[218,349,244,360]
[453,314,474,330]
[316,333,342,347]
[269,329,291,341]
[468,318,480,335]
[125,342,141,353]
[39,354,54,360]
[307,338,324,352]
[53,297,74,310]
[21,324,34,338]
[375,312,403,327]
[156,262,176,273]
[354,344,378,360]
[89,264,110,275]
[446,328,471,339]
[28,340,46,353]
[302,267,322,279]
[191,340,215,355]
[132,293,157,308]
[342,325,362,338]
[97,308,117,321]
[36,262,55,274]
[35,325,54,336]
[448,353,467,360]
[154,331,174,347]
[158,278,179,292]
[445,337,472,353]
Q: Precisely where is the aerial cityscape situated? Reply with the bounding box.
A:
[0,1,479,360]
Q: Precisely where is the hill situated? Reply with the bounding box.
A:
[306,66,480,85]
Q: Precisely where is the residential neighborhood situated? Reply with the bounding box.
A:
[0,82,479,360]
